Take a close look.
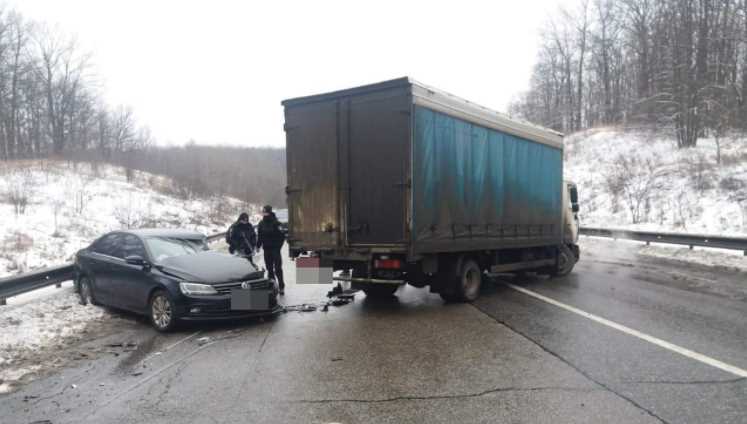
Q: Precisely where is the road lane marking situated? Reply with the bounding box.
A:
[504,283,747,378]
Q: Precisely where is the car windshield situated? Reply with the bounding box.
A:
[145,237,208,262]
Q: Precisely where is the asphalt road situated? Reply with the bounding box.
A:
[1,238,745,424]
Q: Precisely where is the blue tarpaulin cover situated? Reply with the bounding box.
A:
[412,106,562,249]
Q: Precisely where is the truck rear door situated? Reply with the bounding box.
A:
[285,101,339,248]
[347,92,410,245]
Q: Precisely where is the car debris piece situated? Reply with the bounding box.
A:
[326,283,344,298]
[330,298,351,306]
[282,304,317,312]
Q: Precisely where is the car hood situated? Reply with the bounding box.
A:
[157,251,263,284]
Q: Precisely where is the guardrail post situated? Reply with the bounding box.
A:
[0,298,6,306]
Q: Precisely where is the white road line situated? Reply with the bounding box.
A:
[504,283,747,378]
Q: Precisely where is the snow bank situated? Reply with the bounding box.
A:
[0,161,249,278]
[565,128,747,237]
[0,286,104,354]
[0,285,107,393]
[580,236,747,272]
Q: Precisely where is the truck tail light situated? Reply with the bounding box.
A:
[374,259,403,269]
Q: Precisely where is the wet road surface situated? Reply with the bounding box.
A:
[1,238,745,423]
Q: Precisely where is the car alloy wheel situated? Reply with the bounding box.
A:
[151,293,173,331]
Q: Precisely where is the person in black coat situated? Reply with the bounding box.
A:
[227,212,257,256]
[257,205,286,294]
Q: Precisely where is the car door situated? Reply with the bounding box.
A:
[110,234,153,312]
[87,233,124,305]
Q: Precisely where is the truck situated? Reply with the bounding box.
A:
[282,77,580,301]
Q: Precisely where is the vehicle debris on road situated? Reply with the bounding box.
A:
[283,304,317,312]
[282,289,357,314]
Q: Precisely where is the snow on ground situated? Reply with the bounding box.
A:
[565,128,747,237]
[0,284,109,393]
[580,236,747,273]
[0,160,253,278]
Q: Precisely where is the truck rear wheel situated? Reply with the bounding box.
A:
[439,258,482,303]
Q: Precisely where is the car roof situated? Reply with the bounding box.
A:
[123,228,207,239]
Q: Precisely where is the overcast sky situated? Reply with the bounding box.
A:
[9,0,571,148]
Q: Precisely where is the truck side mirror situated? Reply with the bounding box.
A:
[569,185,579,213]
[570,186,578,204]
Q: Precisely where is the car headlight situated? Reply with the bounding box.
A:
[179,282,218,296]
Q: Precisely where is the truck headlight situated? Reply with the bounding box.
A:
[179,282,218,296]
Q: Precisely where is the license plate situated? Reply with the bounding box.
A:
[296,257,333,284]
[231,289,270,310]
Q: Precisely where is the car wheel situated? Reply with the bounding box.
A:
[150,290,178,332]
[79,276,99,306]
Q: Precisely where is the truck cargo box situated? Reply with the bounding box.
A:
[282,77,564,259]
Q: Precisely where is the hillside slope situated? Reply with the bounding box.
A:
[0,161,252,278]
[565,129,747,236]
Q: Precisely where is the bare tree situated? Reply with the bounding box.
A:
[32,25,91,155]
[513,0,747,151]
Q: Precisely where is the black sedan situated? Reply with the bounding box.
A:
[74,229,280,331]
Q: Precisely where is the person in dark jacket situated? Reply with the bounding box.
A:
[227,212,257,257]
[257,205,286,294]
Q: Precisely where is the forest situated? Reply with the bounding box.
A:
[510,0,747,150]
[0,7,285,206]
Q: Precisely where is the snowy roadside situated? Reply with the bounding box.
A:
[565,129,747,237]
[0,161,251,278]
[0,283,112,394]
[579,236,747,273]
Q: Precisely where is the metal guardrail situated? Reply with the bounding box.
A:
[206,232,227,243]
[0,264,75,305]
[580,227,747,256]
[0,232,227,305]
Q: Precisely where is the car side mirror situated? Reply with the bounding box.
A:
[125,255,149,267]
